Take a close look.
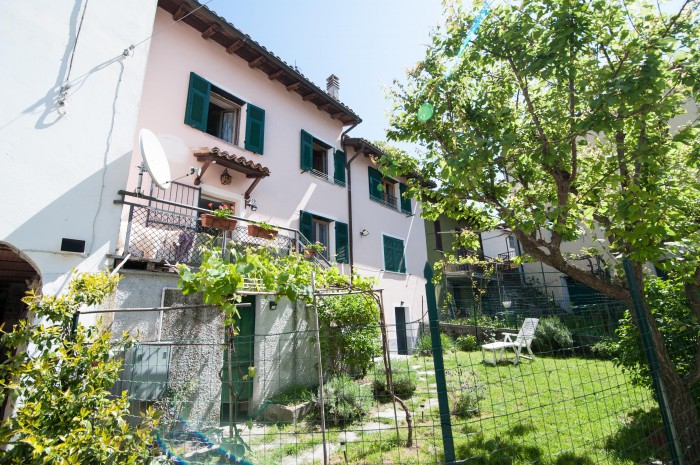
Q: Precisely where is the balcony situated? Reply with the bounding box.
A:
[114,189,328,268]
[370,192,399,211]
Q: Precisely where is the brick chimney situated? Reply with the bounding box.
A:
[326,74,339,100]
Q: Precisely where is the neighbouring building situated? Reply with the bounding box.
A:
[106,0,428,428]
[0,1,157,380]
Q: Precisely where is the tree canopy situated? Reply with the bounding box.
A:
[385,0,700,460]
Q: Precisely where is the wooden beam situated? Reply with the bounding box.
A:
[194,158,213,186]
[268,69,285,81]
[302,93,317,102]
[201,25,218,40]
[286,82,302,92]
[317,103,333,112]
[172,5,189,21]
[249,56,265,69]
[226,39,244,54]
[331,112,346,121]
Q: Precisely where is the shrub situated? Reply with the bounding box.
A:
[318,294,380,377]
[455,334,478,352]
[448,368,484,419]
[372,362,418,402]
[590,338,618,360]
[317,375,371,425]
[531,316,574,355]
[269,383,315,406]
[415,333,454,356]
[0,272,156,464]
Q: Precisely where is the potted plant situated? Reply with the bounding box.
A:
[247,221,278,240]
[303,241,325,260]
[201,203,237,231]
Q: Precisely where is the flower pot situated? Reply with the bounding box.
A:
[201,214,237,231]
[303,248,317,260]
[248,224,278,240]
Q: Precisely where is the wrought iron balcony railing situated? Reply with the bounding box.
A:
[114,190,331,269]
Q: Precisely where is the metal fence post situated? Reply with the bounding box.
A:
[622,259,683,465]
[424,262,456,464]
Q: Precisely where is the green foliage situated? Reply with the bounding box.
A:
[317,375,371,425]
[318,294,380,377]
[415,332,454,356]
[590,337,618,361]
[532,317,574,355]
[615,276,700,391]
[269,383,315,406]
[372,362,418,402]
[448,368,485,419]
[0,272,156,463]
[455,334,478,352]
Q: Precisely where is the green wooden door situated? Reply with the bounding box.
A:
[221,295,256,422]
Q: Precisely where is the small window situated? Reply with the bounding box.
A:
[312,143,329,178]
[313,219,330,258]
[382,179,397,208]
[507,235,516,249]
[301,130,333,181]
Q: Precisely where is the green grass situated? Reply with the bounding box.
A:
[241,351,662,465]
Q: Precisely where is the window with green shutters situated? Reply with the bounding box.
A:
[335,221,349,263]
[383,235,406,273]
[184,72,265,154]
[300,130,344,186]
[368,166,383,201]
[299,210,313,243]
[300,130,314,172]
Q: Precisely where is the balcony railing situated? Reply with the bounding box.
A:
[114,190,331,268]
[370,192,398,211]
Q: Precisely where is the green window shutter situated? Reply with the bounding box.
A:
[399,183,411,214]
[335,221,349,263]
[184,72,210,131]
[300,130,313,171]
[368,166,383,200]
[333,150,346,185]
[396,238,406,273]
[244,104,265,154]
[300,210,313,243]
[383,235,395,271]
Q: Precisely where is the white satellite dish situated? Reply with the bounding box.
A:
[139,128,171,190]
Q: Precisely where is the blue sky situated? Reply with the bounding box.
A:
[208,0,444,150]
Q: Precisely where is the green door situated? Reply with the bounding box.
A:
[221,295,256,423]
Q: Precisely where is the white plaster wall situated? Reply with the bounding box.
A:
[0,1,157,295]
[481,229,515,260]
[349,154,428,351]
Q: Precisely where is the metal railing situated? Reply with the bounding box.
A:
[114,191,332,268]
[370,192,398,211]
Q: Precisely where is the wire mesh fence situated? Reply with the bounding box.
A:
[90,273,696,465]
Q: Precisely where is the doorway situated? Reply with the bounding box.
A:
[395,306,408,355]
[221,295,256,423]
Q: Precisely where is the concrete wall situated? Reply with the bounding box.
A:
[0,1,157,295]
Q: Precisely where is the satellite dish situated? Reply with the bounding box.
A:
[139,129,171,190]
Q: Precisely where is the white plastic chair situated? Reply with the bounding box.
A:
[481,318,539,366]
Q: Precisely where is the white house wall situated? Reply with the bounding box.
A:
[0,1,157,294]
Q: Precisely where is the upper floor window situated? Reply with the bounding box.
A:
[383,235,406,273]
[301,130,346,186]
[368,166,411,214]
[184,72,265,154]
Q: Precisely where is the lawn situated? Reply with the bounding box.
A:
[238,350,663,465]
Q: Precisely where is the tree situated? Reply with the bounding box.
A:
[386,0,700,461]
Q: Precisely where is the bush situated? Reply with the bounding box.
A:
[372,362,418,402]
[455,334,478,352]
[590,338,618,360]
[0,273,155,464]
[531,316,574,355]
[317,375,371,425]
[318,294,380,377]
[448,368,484,419]
[269,383,315,406]
[415,333,454,356]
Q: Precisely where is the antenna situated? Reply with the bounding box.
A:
[138,129,172,192]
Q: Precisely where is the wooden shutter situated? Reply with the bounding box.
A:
[333,150,346,185]
[383,235,395,271]
[244,104,265,154]
[300,210,313,242]
[396,238,406,273]
[368,166,383,200]
[300,130,313,171]
[399,182,411,214]
[184,72,210,131]
[335,221,349,263]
